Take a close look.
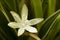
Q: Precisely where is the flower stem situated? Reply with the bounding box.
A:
[29,33,41,40]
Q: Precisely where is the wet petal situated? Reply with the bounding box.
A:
[8,22,19,28]
[21,4,28,20]
[26,26,37,33]
[28,18,44,25]
[18,28,25,36]
[10,11,21,22]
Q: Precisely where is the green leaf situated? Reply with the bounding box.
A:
[42,14,60,40]
[42,0,48,18]
[55,33,60,40]
[0,11,17,40]
[38,9,60,38]
[30,0,43,32]
[42,0,48,12]
[48,0,56,16]
[0,27,7,40]
[0,0,13,10]
[30,0,43,18]
[0,3,10,22]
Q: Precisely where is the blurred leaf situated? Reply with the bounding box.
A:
[0,1,18,40]
[0,27,7,40]
[42,0,48,18]
[42,14,60,40]
[55,33,60,40]
[0,3,10,22]
[30,0,43,18]
[0,11,17,40]
[0,0,13,10]
[48,0,56,16]
[38,9,60,38]
[56,0,60,10]
[30,0,44,32]
[42,0,48,12]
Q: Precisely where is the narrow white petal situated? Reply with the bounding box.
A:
[18,28,25,36]
[21,4,28,20]
[10,11,21,22]
[8,22,19,28]
[28,18,44,25]
[26,26,37,33]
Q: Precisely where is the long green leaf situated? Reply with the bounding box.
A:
[0,3,10,22]
[0,11,17,40]
[0,27,7,40]
[48,0,56,16]
[55,33,60,40]
[30,0,43,18]
[30,0,43,31]
[38,9,60,38]
[42,0,48,18]
[42,14,60,40]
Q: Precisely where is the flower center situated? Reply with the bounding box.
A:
[18,20,29,28]
[23,20,28,26]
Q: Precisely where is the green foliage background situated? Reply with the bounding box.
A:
[0,0,60,40]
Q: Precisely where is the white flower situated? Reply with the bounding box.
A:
[8,4,44,36]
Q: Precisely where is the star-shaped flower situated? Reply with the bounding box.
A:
[8,4,44,36]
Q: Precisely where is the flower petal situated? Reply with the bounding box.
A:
[10,11,21,22]
[21,4,28,20]
[26,26,37,33]
[28,18,44,25]
[8,22,19,28]
[18,28,25,36]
